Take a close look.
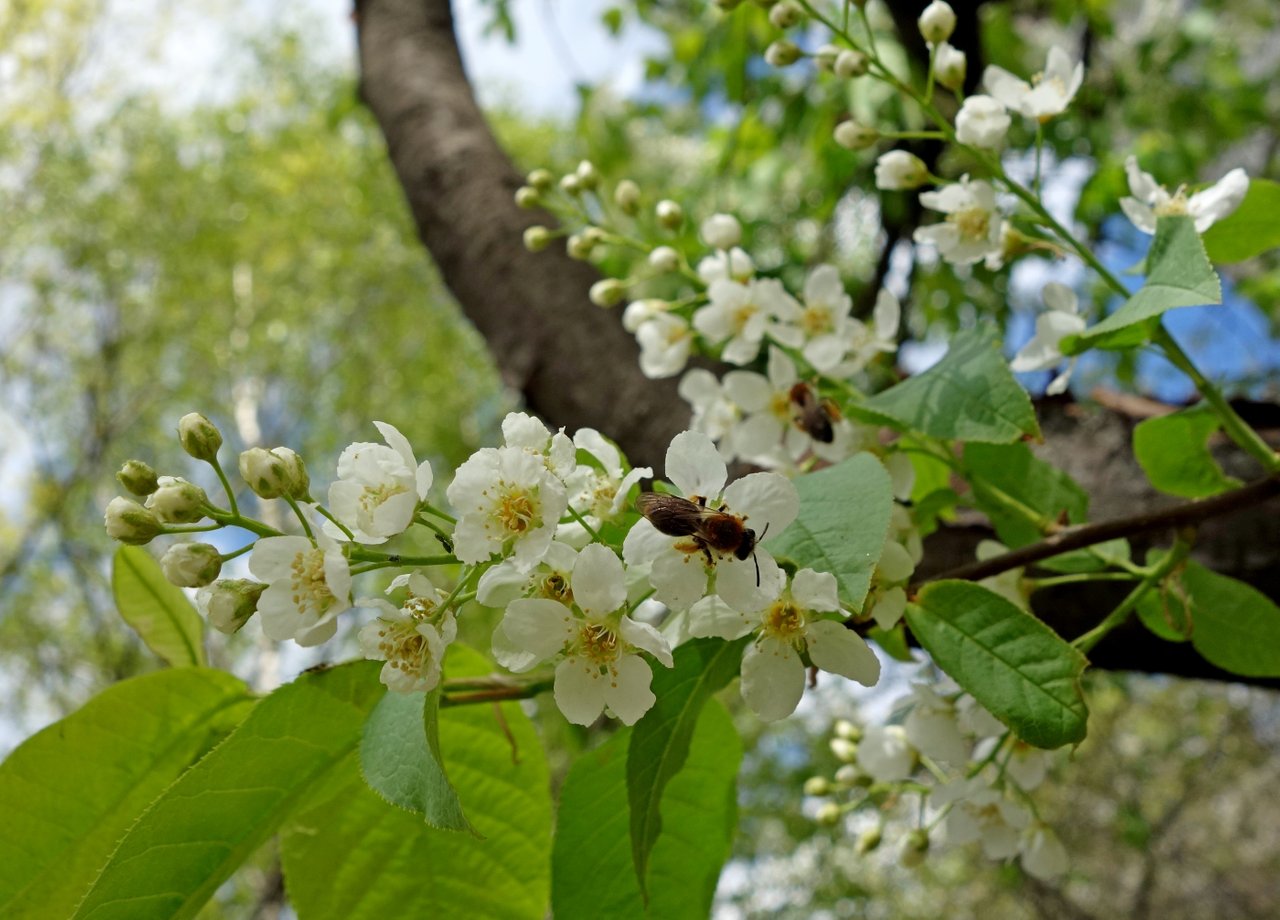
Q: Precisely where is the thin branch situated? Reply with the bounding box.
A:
[920,474,1280,586]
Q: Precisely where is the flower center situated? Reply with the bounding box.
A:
[360,481,408,512]
[801,304,834,336]
[952,206,991,241]
[538,571,573,604]
[1154,186,1190,217]
[769,390,792,422]
[762,599,805,643]
[495,483,539,535]
[373,619,430,677]
[731,301,760,334]
[575,622,620,667]
[403,594,440,622]
[289,547,337,617]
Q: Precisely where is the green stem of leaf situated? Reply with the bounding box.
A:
[1072,539,1191,653]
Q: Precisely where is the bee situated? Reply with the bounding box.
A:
[789,381,841,444]
[636,491,764,583]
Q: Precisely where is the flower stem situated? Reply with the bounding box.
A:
[1072,538,1190,653]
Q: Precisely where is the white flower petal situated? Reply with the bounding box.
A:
[650,550,709,610]
[622,517,669,566]
[1187,167,1249,232]
[554,658,608,726]
[806,619,881,685]
[792,569,841,612]
[666,431,727,499]
[572,543,627,617]
[740,637,806,721]
[499,598,574,664]
[602,654,658,725]
[618,617,674,668]
[687,595,756,640]
[716,552,781,613]
[722,471,799,534]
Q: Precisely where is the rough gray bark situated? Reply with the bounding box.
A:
[354,0,1280,684]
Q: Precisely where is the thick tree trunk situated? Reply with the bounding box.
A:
[354,0,1280,685]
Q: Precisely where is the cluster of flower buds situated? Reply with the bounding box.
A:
[807,686,1068,880]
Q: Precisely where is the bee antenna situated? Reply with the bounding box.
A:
[753,549,760,587]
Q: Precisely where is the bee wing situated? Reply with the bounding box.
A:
[636,492,704,536]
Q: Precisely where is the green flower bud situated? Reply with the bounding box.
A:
[559,173,582,195]
[918,1,956,45]
[834,49,869,79]
[575,160,600,190]
[613,179,641,215]
[145,476,208,524]
[238,447,296,499]
[116,459,159,497]
[197,578,266,634]
[856,827,883,854]
[523,226,552,252]
[830,738,858,762]
[104,496,163,545]
[648,246,680,273]
[160,542,223,588]
[589,279,626,308]
[814,44,841,73]
[834,719,863,742]
[900,829,930,868]
[803,776,832,797]
[273,446,311,500]
[655,199,683,230]
[815,802,843,826]
[834,120,879,150]
[566,233,595,260]
[764,40,801,67]
[515,186,541,209]
[177,412,223,462]
[768,1,803,29]
[526,168,555,191]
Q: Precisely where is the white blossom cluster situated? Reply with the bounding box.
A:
[810,684,1069,881]
[105,412,891,728]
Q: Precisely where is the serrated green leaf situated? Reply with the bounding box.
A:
[1133,405,1241,498]
[766,453,894,611]
[628,637,746,899]
[360,686,476,834]
[72,661,383,920]
[963,442,1088,548]
[111,545,205,667]
[554,700,741,920]
[905,581,1088,748]
[1065,216,1221,353]
[1202,178,1280,263]
[0,670,252,920]
[1169,561,1280,676]
[281,647,551,920]
[853,325,1039,443]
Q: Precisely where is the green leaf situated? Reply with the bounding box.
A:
[1202,178,1280,263]
[281,647,552,920]
[1162,561,1280,676]
[72,661,384,920]
[905,581,1088,748]
[1035,538,1132,574]
[360,686,476,834]
[963,442,1088,548]
[766,452,894,611]
[853,325,1039,443]
[0,670,252,920]
[111,545,205,667]
[868,623,914,662]
[555,700,741,920]
[628,637,746,899]
[1133,405,1241,498]
[1065,216,1221,353]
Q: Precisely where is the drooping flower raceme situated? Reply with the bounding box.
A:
[914,177,1005,265]
[448,444,569,570]
[1010,281,1086,395]
[325,421,433,544]
[983,47,1084,121]
[494,543,673,725]
[1119,155,1249,234]
[688,567,881,721]
[359,572,457,694]
[248,529,353,646]
[623,431,799,612]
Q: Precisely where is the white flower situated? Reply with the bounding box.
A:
[500,411,576,482]
[1020,824,1069,880]
[623,431,798,612]
[914,177,1005,265]
[324,421,433,544]
[936,778,1031,859]
[563,428,652,524]
[1005,742,1050,790]
[495,543,673,725]
[689,568,881,721]
[984,47,1083,121]
[697,247,755,284]
[447,445,569,570]
[874,150,930,191]
[693,278,803,365]
[857,724,917,782]
[701,213,742,250]
[1120,155,1249,234]
[679,368,743,446]
[833,288,901,377]
[903,684,968,764]
[917,0,956,44]
[954,94,1011,148]
[934,42,966,91]
[636,313,693,378]
[622,298,671,333]
[796,264,855,372]
[1010,282,1086,395]
[723,347,860,469]
[359,572,457,694]
[249,530,352,646]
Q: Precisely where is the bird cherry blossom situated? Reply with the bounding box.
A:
[914,177,1005,265]
[954,95,1011,148]
[359,572,457,694]
[1119,155,1249,234]
[249,529,353,647]
[324,421,433,544]
[622,430,798,612]
[687,567,881,721]
[693,277,804,365]
[984,47,1084,121]
[562,428,653,528]
[494,543,673,725]
[1010,281,1086,395]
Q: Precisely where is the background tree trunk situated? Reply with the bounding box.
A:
[354,0,1280,686]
